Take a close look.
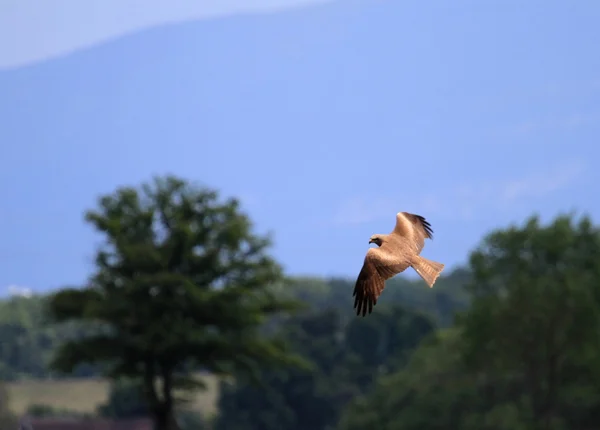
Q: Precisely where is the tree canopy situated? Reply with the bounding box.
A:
[45,175,305,430]
[215,304,436,430]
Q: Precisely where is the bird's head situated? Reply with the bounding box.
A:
[369,235,384,247]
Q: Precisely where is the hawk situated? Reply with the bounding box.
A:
[353,212,445,316]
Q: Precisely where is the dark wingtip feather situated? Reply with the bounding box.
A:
[415,214,434,239]
[353,284,374,317]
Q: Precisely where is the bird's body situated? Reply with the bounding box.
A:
[353,212,445,316]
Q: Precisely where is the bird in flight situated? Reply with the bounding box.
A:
[353,212,444,316]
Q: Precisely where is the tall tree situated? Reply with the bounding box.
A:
[47,176,302,430]
[459,214,600,430]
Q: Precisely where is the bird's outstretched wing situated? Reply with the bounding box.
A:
[353,247,403,317]
[394,212,434,253]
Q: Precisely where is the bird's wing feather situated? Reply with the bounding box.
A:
[401,212,434,238]
[352,247,404,317]
[394,212,434,253]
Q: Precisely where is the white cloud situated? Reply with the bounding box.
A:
[7,284,33,298]
[0,0,336,70]
[331,161,585,226]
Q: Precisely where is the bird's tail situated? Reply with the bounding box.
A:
[411,255,445,288]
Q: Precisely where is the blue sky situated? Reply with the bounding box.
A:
[1,0,599,295]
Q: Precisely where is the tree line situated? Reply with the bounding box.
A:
[1,175,599,430]
[0,275,467,381]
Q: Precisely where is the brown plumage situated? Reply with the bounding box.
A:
[352,212,445,317]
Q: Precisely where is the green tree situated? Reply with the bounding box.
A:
[337,328,484,430]
[216,305,435,430]
[46,176,302,430]
[459,214,600,430]
[0,295,57,380]
[342,305,434,392]
[216,309,347,430]
[0,295,100,380]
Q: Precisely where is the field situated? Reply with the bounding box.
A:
[6,374,220,417]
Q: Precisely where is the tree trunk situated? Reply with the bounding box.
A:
[153,405,178,430]
[143,360,179,430]
[155,364,179,430]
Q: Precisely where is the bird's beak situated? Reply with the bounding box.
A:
[368,239,374,244]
